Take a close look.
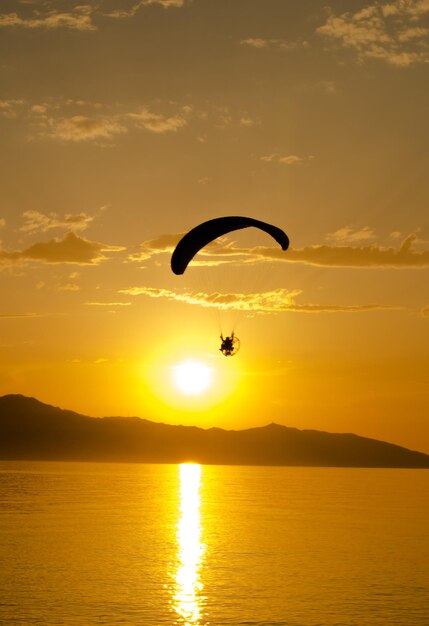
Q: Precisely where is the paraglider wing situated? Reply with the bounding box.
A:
[171,216,289,275]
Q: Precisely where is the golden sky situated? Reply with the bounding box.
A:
[0,0,428,453]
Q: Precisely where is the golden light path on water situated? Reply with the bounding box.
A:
[171,463,206,625]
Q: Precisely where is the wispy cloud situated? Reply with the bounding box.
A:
[422,305,429,317]
[316,80,339,94]
[0,0,185,30]
[41,115,127,142]
[260,154,315,165]
[0,99,25,118]
[30,101,190,143]
[142,0,185,7]
[7,98,254,145]
[57,282,80,292]
[127,107,189,133]
[326,226,376,243]
[0,6,96,31]
[105,0,185,18]
[0,312,40,319]
[0,232,124,267]
[20,210,94,234]
[127,233,178,264]
[317,1,429,66]
[86,301,132,306]
[120,285,396,314]
[240,37,308,50]
[239,116,257,127]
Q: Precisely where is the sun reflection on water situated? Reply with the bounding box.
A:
[171,463,206,625]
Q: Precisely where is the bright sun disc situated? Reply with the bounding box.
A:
[173,361,212,396]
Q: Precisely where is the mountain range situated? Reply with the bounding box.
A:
[0,394,428,468]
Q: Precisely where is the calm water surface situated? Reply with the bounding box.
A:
[0,462,428,625]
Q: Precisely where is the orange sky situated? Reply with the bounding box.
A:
[0,0,428,453]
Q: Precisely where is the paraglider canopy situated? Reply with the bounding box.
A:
[171,216,289,275]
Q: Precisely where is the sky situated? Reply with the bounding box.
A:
[0,0,428,453]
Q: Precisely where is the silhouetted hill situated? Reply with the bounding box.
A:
[1,394,428,467]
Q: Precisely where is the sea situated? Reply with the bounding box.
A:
[0,462,428,626]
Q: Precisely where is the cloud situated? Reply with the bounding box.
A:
[326,226,376,243]
[239,116,256,127]
[105,0,185,17]
[240,38,270,49]
[0,313,40,319]
[86,301,132,306]
[422,305,429,317]
[9,98,254,145]
[136,232,181,252]
[316,80,339,94]
[254,234,429,268]
[261,154,315,165]
[120,285,396,314]
[317,1,429,66]
[240,37,308,50]
[127,108,188,133]
[0,99,25,118]
[57,283,80,292]
[42,115,127,142]
[0,7,96,31]
[1,0,185,31]
[19,210,94,234]
[28,101,191,143]
[143,0,185,5]
[0,218,5,229]
[0,232,124,266]
[135,231,429,270]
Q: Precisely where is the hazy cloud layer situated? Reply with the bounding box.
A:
[0,232,124,266]
[135,231,429,269]
[317,1,429,66]
[120,285,395,314]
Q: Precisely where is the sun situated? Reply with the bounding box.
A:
[173,360,213,396]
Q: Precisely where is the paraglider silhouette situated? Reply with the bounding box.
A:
[171,216,289,275]
[219,332,240,357]
[171,216,289,355]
